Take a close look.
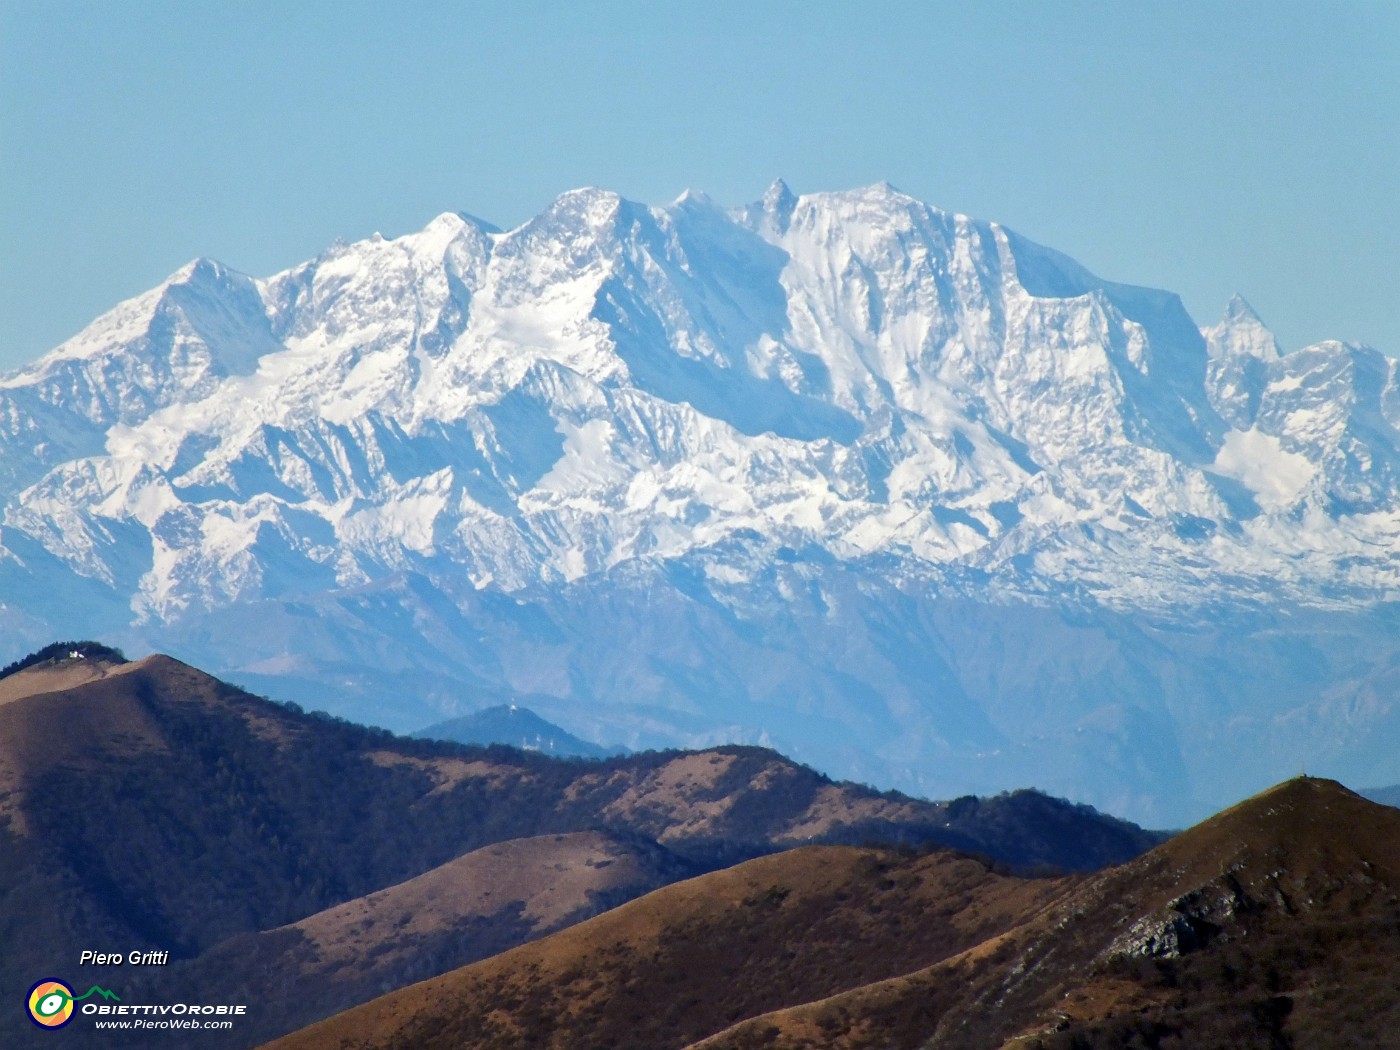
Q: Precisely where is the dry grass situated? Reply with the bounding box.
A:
[362,751,523,794]
[0,653,123,705]
[264,778,1400,1050]
[0,648,1164,1048]
[596,752,742,840]
[289,831,667,977]
[780,783,928,840]
[262,846,1073,1050]
[0,656,171,833]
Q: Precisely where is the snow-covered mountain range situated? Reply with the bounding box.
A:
[3,182,1397,824]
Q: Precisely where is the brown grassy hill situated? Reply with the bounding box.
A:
[266,778,1400,1050]
[287,831,676,971]
[1007,775,1400,1049]
[149,831,687,1046]
[0,648,127,705]
[264,845,1074,1050]
[696,777,1400,1050]
[0,646,1160,1049]
[0,654,161,833]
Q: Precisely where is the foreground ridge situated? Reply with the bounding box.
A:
[0,645,1159,1048]
[264,777,1400,1050]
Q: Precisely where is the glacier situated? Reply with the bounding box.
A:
[2,181,1398,825]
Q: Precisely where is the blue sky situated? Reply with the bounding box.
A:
[2,1,1396,372]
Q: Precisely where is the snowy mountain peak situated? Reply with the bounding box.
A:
[540,186,627,224]
[673,187,717,208]
[748,177,795,232]
[1224,291,1261,322]
[853,179,911,202]
[762,176,795,208]
[802,180,931,221]
[1205,293,1282,361]
[424,209,502,239]
[6,183,1392,610]
[1,183,1397,824]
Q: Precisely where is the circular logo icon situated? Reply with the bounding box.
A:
[27,979,75,1029]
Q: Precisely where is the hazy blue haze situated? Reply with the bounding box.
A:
[2,1,1396,371]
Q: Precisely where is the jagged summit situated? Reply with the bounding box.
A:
[752,177,798,235]
[1224,291,1262,322]
[2,257,242,380]
[1205,292,1282,360]
[761,176,795,207]
[1,184,1397,824]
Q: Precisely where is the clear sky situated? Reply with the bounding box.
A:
[2,1,1396,373]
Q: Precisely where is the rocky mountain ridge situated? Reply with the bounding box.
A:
[2,183,1397,823]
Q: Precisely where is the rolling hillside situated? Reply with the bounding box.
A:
[0,646,1158,1047]
[266,778,1400,1050]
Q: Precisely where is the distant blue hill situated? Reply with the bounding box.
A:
[414,705,626,759]
[1362,785,1400,809]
